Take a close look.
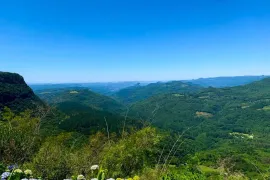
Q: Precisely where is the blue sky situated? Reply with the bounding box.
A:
[0,0,270,83]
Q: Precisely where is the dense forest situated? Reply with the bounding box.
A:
[1,72,270,180]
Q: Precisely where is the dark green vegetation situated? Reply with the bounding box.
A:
[35,88,141,135]
[0,72,44,112]
[56,101,140,135]
[1,72,270,179]
[37,88,125,113]
[129,78,270,179]
[114,81,202,104]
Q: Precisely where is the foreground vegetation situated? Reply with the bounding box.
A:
[1,107,269,179]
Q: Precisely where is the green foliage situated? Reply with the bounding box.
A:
[28,133,72,179]
[0,163,5,174]
[0,107,41,164]
[19,127,163,179]
[101,127,162,177]
[67,132,108,176]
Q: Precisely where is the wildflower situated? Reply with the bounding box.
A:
[21,179,28,180]
[127,178,133,180]
[91,178,98,180]
[133,176,140,180]
[1,172,10,179]
[77,175,85,180]
[24,169,33,176]
[8,164,18,171]
[90,165,99,170]
[106,178,115,180]
[116,178,123,180]
[14,169,23,173]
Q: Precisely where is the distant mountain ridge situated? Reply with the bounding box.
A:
[0,71,44,112]
[114,81,202,104]
[30,82,149,96]
[183,75,268,87]
[30,76,268,98]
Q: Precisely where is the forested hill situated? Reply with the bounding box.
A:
[127,78,270,178]
[35,88,137,135]
[0,71,44,112]
[130,77,270,132]
[36,88,125,114]
[114,81,202,104]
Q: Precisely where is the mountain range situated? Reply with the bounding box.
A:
[1,71,270,179]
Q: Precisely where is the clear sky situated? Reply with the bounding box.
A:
[0,0,270,83]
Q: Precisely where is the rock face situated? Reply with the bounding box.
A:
[0,72,44,112]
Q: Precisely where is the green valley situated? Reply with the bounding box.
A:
[1,72,270,180]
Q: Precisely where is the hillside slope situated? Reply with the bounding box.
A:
[130,78,270,145]
[36,88,141,135]
[114,81,202,104]
[0,72,44,112]
[56,101,139,135]
[37,88,125,114]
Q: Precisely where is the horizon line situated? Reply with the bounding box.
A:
[27,74,269,85]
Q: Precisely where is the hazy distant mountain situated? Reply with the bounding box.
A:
[0,72,44,112]
[30,82,149,96]
[183,76,268,87]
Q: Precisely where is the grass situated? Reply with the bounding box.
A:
[39,92,52,94]
[199,96,209,99]
[197,165,221,175]
[173,94,184,97]
[262,106,270,111]
[196,112,213,118]
[229,132,254,139]
[70,91,79,94]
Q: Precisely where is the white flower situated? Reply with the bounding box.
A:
[90,165,99,170]
[24,169,32,176]
[107,178,115,180]
[21,179,28,180]
[14,169,23,173]
[77,175,85,180]
[1,172,11,179]
[91,179,98,180]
